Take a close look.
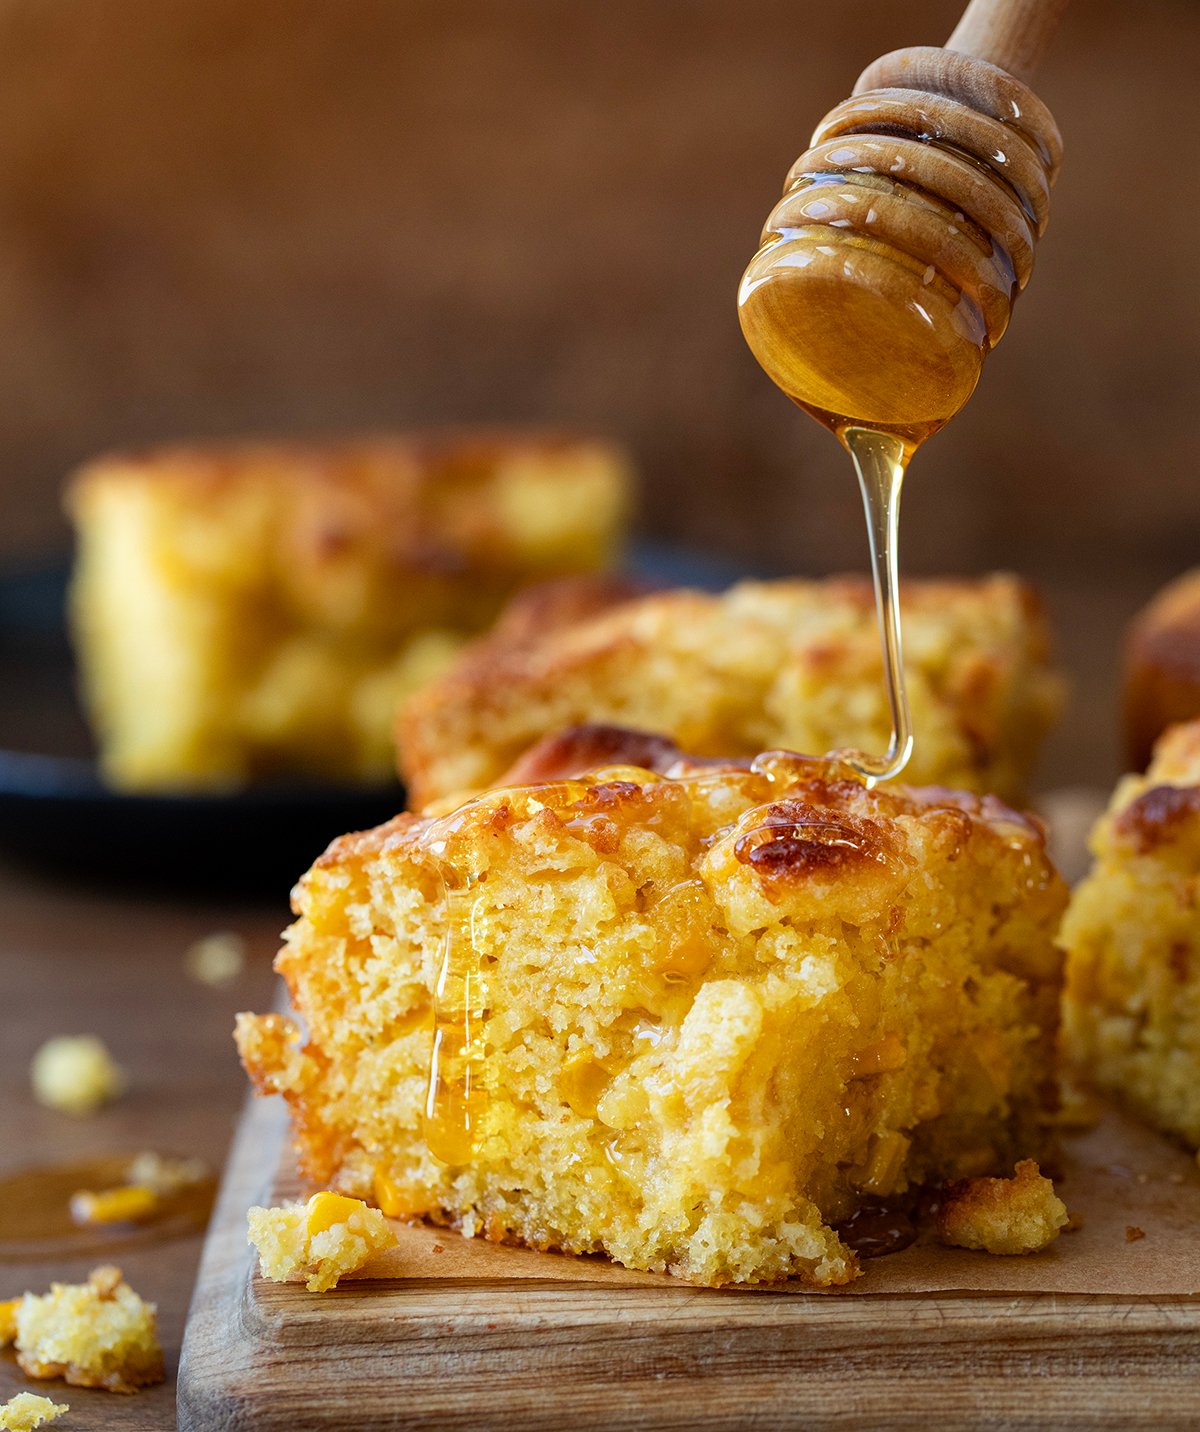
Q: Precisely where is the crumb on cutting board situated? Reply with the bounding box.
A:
[1126,1225,1146,1243]
[10,1265,164,1393]
[184,931,246,987]
[936,1159,1069,1255]
[29,1036,125,1116]
[247,1192,399,1292]
[0,1392,70,1430]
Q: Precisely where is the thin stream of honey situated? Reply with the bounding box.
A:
[422,877,490,1165]
[840,427,914,785]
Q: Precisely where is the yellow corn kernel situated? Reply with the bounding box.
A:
[856,1130,912,1195]
[0,1298,19,1345]
[850,1035,908,1078]
[558,1054,611,1117]
[69,1184,160,1226]
[371,1170,408,1219]
[305,1192,365,1236]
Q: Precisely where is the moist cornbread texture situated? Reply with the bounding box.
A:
[935,1159,1068,1255]
[237,736,1066,1288]
[398,573,1063,808]
[67,432,632,791]
[248,1192,399,1292]
[8,1266,163,1393]
[1124,569,1200,770]
[1062,719,1200,1148]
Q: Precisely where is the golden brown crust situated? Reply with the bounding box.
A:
[1124,570,1200,771]
[398,572,1063,809]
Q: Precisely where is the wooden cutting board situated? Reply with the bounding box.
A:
[178,1083,1200,1430]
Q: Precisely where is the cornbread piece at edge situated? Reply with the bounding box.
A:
[1063,720,1200,1148]
[0,1395,69,1431]
[1124,569,1200,770]
[67,433,632,791]
[248,1192,399,1292]
[10,1266,163,1393]
[935,1159,1068,1255]
[237,736,1067,1288]
[398,573,1063,808]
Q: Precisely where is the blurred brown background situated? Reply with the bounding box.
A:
[0,0,1195,783]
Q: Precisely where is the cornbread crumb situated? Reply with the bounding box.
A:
[184,931,246,987]
[0,1393,69,1431]
[30,1037,125,1116]
[125,1151,209,1197]
[239,736,1066,1287]
[14,1266,163,1393]
[1062,720,1200,1147]
[936,1160,1068,1255]
[247,1192,398,1291]
[0,1298,19,1345]
[1126,1225,1146,1243]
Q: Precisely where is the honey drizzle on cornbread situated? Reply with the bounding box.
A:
[421,781,590,1164]
[418,758,890,1165]
[423,874,491,1165]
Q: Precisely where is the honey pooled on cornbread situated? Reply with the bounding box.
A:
[238,731,1066,1288]
[1063,719,1200,1150]
[399,573,1062,808]
[67,432,632,791]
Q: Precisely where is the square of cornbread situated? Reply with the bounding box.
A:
[237,733,1066,1288]
[1063,719,1200,1147]
[67,432,632,791]
[398,573,1063,808]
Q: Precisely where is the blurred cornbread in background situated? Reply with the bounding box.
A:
[67,434,631,790]
[399,573,1063,807]
[1063,719,1200,1149]
[237,737,1067,1287]
[1124,571,1200,771]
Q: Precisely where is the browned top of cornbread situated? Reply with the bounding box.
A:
[1112,719,1200,852]
[397,571,1059,808]
[1124,571,1200,769]
[1127,571,1200,678]
[66,429,632,577]
[314,733,1045,894]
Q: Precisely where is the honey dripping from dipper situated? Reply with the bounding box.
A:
[739,33,1063,781]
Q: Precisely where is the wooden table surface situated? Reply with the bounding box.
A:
[0,853,285,1429]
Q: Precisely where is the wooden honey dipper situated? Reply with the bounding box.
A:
[739,0,1068,447]
[738,0,1069,783]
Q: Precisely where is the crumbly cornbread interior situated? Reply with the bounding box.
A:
[247,1192,398,1292]
[1063,718,1200,1148]
[238,739,1066,1287]
[5,1266,163,1394]
[67,433,631,791]
[399,573,1063,808]
[0,1393,69,1431]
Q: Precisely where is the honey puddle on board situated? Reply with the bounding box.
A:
[0,1155,215,1261]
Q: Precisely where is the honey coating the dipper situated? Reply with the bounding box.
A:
[738,43,1062,780]
[738,47,1062,448]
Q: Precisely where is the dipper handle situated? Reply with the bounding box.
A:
[947,0,1071,84]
